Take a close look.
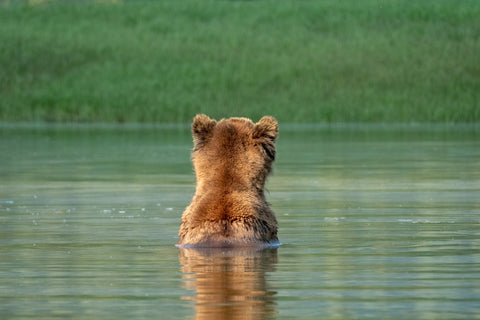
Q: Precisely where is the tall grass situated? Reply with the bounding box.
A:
[1,0,479,123]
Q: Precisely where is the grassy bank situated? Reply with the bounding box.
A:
[1,0,479,123]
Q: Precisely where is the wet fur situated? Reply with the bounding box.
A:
[178,114,279,248]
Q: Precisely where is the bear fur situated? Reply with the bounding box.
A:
[177,114,279,248]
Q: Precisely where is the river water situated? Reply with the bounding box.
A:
[1,123,479,319]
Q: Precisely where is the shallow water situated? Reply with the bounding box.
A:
[1,123,479,319]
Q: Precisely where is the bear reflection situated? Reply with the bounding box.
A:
[180,247,278,320]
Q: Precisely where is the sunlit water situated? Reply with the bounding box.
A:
[1,123,479,319]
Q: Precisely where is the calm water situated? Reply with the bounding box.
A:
[1,123,479,320]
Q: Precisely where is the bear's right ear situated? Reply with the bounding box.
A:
[192,114,216,150]
[253,116,278,141]
[253,116,278,161]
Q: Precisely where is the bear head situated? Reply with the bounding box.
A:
[191,114,278,193]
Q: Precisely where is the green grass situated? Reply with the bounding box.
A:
[1,0,479,123]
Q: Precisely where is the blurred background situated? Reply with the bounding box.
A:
[1,0,479,123]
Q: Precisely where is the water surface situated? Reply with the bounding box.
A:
[1,123,479,319]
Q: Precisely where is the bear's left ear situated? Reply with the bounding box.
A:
[253,116,278,141]
[192,114,217,150]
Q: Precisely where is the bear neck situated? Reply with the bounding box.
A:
[193,167,268,220]
[196,173,265,198]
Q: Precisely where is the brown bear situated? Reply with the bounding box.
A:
[177,114,279,248]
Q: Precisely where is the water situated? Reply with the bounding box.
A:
[1,123,479,319]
